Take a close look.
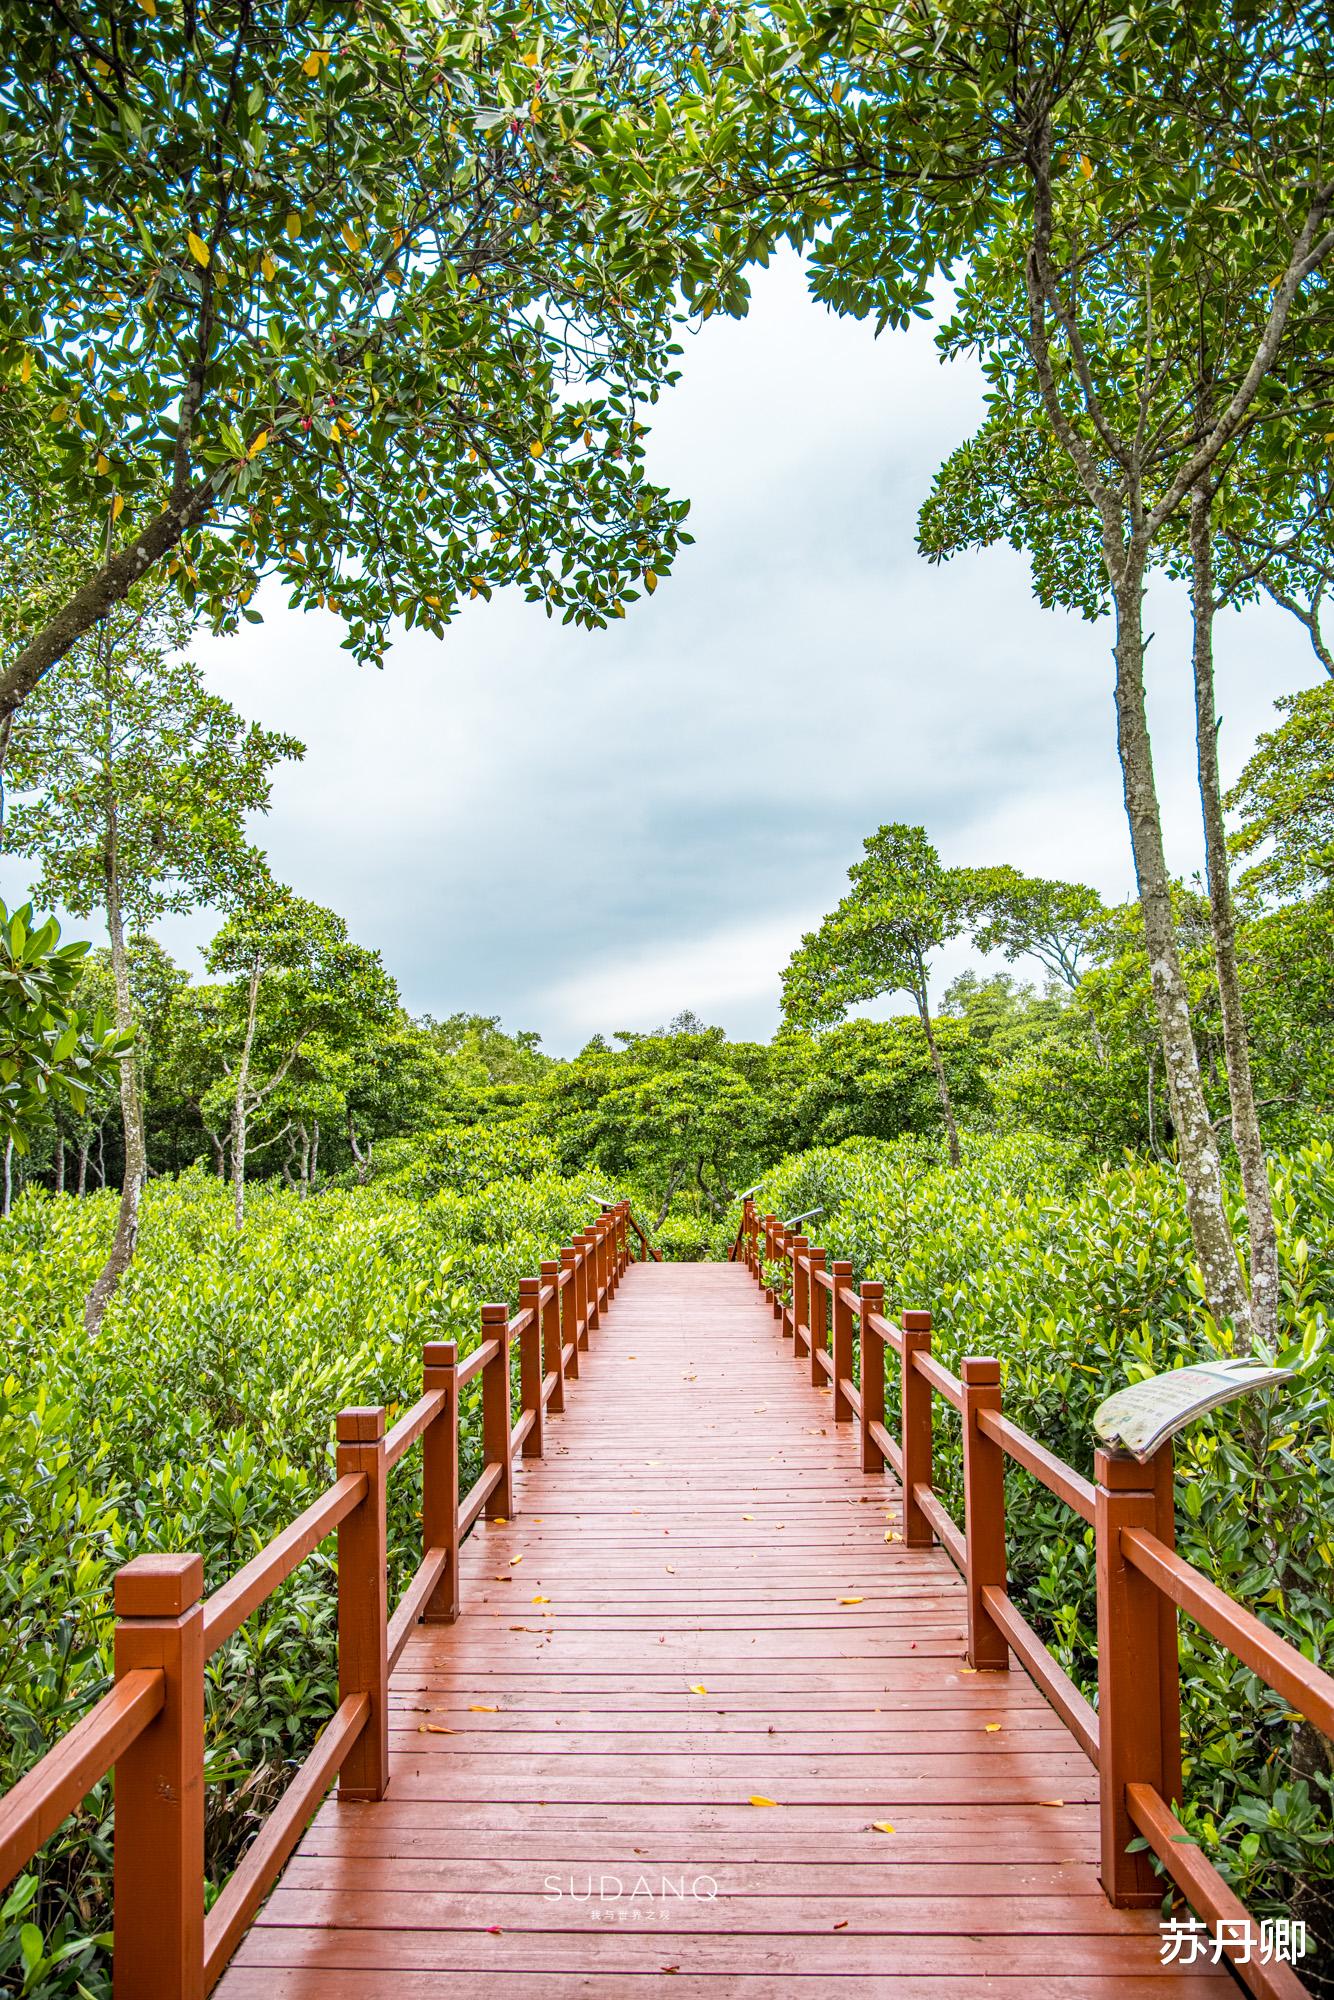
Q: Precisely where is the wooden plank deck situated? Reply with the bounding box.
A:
[218,1260,1232,1997]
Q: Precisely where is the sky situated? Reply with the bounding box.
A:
[4,250,1322,1055]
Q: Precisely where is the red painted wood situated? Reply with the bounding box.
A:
[217,1264,1230,1997]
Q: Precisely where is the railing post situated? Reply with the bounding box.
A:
[1152,1439,1183,1811]
[900,1310,934,1549]
[540,1259,565,1414]
[961,1358,1009,1671]
[762,1215,778,1302]
[1095,1445,1178,1905]
[336,1405,389,1801]
[560,1246,580,1379]
[831,1259,855,1422]
[808,1246,828,1387]
[859,1281,886,1472]
[586,1227,604,1330]
[575,1233,593,1344]
[518,1276,544,1459]
[791,1236,809,1356]
[771,1227,786,1319]
[481,1302,515,1518]
[422,1342,460,1623]
[113,1553,205,2000]
[598,1213,611,1305]
[741,1197,753,1272]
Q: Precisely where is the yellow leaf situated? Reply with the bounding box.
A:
[984,1723,1002,1733]
[139,0,157,14]
[419,1723,454,1734]
[871,1822,895,1835]
[1079,155,1093,179]
[469,1704,498,1713]
[303,51,322,76]
[1039,1799,1064,1808]
[687,1684,707,1695]
[749,1796,779,1809]
[187,230,210,268]
[523,52,539,65]
[530,98,542,121]
[341,221,360,253]
[111,493,125,520]
[839,1596,864,1605]
[492,1517,506,1525]
[261,252,276,280]
[247,430,268,458]
[742,1514,754,1521]
[531,1595,550,1604]
[644,570,657,594]
[20,351,32,383]
[509,1555,523,1565]
[95,452,110,476]
[884,1530,900,1542]
[285,212,301,240]
[529,440,544,458]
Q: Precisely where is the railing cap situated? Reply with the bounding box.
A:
[962,1357,1001,1386]
[115,1551,204,1618]
[336,1405,386,1443]
[424,1339,457,1366]
[481,1300,510,1322]
[902,1308,932,1332]
[1095,1445,1159,1491]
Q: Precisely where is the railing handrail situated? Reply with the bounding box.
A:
[0,1200,637,1998]
[738,1194,1333,2000]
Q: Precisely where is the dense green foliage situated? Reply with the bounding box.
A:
[0,1165,591,1993]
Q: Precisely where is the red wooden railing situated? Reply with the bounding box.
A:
[0,1202,641,1999]
[741,1199,1334,2000]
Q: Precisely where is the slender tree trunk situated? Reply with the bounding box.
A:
[85,832,145,1334]
[1189,490,1280,1353]
[95,1124,106,1187]
[207,1129,226,1178]
[915,989,961,1167]
[53,1113,65,1194]
[346,1109,372,1185]
[2,1137,11,1218]
[1111,566,1252,1335]
[230,952,262,1231]
[76,1142,88,1196]
[309,1117,319,1191]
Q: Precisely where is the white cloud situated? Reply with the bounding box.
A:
[1,248,1321,1053]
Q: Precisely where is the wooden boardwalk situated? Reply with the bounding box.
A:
[218,1260,1232,1998]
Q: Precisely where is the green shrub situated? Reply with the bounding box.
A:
[0,1166,591,1996]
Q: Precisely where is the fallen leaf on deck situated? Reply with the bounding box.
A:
[532,1595,550,1604]
[509,1555,523,1565]
[1040,1799,1065,1808]
[839,1596,864,1605]
[419,1724,455,1734]
[665,1565,675,1573]
[833,1919,849,1930]
[871,1822,895,1834]
[688,1683,707,1695]
[749,1795,779,1808]
[985,1723,1002,1733]
[469,1704,499,1712]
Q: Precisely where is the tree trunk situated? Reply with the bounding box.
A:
[76,1142,88,1196]
[915,989,961,1167]
[309,1117,319,1191]
[85,829,145,1335]
[53,1114,65,1194]
[1111,565,1252,1335]
[1189,490,1280,1353]
[230,952,262,1230]
[346,1109,372,1185]
[2,1137,11,1219]
[207,1128,226,1178]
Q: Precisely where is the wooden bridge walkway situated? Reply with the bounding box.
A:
[216,1261,1228,1998]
